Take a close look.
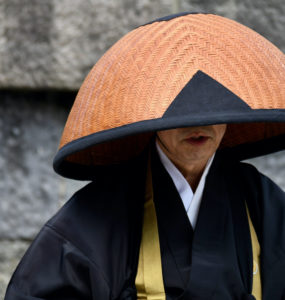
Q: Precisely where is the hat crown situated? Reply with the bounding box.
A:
[54,13,285,179]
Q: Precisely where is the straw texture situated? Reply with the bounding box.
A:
[54,13,285,173]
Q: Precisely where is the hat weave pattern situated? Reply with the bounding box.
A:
[54,13,285,177]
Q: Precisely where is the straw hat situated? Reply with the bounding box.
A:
[54,12,285,179]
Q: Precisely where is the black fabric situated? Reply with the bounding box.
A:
[240,167,285,299]
[151,153,253,299]
[151,146,194,297]
[163,71,252,118]
[5,152,285,299]
[181,156,253,299]
[53,118,285,181]
[5,155,147,300]
[220,133,285,162]
[53,69,285,181]
[140,12,205,27]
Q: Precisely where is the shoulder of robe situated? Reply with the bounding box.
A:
[221,157,283,195]
[233,160,285,257]
[235,160,284,200]
[218,158,284,238]
[236,160,285,298]
[5,222,112,300]
[42,153,146,276]
[48,158,146,257]
[5,156,147,300]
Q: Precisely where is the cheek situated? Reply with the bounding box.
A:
[157,131,182,156]
[157,131,177,147]
[157,132,168,146]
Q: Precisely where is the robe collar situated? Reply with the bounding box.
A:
[155,140,215,228]
[151,147,253,299]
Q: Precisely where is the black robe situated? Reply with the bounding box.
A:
[5,150,285,299]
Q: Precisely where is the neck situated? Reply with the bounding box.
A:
[156,139,209,192]
[172,159,207,192]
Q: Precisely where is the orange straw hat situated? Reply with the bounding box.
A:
[54,12,285,179]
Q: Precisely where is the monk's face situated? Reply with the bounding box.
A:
[156,124,227,167]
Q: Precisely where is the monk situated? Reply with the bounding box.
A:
[5,12,285,300]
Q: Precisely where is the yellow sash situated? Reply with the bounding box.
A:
[135,159,166,300]
[135,162,261,299]
[246,205,262,299]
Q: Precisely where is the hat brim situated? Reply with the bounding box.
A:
[53,13,285,179]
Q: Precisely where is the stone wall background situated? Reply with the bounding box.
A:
[0,0,284,297]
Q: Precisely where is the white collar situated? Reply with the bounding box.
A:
[155,141,215,228]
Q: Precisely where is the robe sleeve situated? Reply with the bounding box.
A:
[258,171,285,252]
[240,163,285,247]
[4,224,112,300]
[255,168,285,299]
[239,162,285,298]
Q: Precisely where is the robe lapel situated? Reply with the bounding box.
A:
[228,164,253,294]
[238,163,285,299]
[151,145,193,297]
[149,146,254,299]
[181,156,252,299]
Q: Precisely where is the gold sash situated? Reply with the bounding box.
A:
[135,159,166,300]
[246,205,262,299]
[135,161,261,299]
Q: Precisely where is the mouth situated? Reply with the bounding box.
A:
[185,133,210,145]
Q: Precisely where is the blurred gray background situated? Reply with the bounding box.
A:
[0,0,284,297]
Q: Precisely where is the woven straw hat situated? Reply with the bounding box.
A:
[54,12,285,179]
